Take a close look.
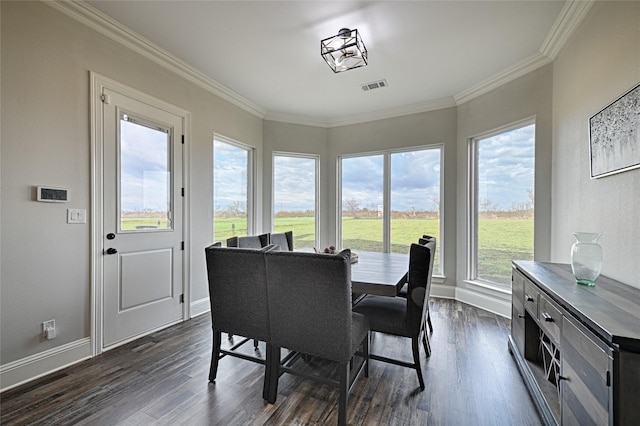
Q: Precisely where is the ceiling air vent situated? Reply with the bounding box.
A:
[361,79,388,92]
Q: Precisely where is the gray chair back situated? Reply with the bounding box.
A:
[405,241,436,335]
[269,231,293,251]
[265,249,354,362]
[226,234,268,249]
[205,244,272,341]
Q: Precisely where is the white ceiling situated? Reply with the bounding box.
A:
[85,0,574,126]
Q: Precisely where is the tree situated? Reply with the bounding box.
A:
[344,198,360,213]
[479,198,499,212]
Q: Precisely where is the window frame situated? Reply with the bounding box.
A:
[213,134,256,239]
[467,118,535,288]
[337,144,444,275]
[271,151,320,249]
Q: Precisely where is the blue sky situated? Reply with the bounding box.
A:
[125,124,535,214]
[477,124,535,210]
[213,140,248,212]
[120,119,170,212]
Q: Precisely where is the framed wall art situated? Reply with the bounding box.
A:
[589,82,640,178]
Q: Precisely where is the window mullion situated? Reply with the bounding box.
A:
[383,153,391,253]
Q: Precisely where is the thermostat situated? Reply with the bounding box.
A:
[37,186,69,202]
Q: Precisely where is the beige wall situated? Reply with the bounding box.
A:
[551,1,640,286]
[1,1,263,364]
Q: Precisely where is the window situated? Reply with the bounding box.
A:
[213,136,254,244]
[119,113,171,231]
[339,146,442,274]
[341,155,384,252]
[469,122,535,286]
[273,154,318,249]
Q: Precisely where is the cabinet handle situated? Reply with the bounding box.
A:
[525,294,534,302]
[558,375,568,381]
[518,314,525,318]
[542,312,554,322]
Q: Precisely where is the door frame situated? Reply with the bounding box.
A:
[90,72,191,355]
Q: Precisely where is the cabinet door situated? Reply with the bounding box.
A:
[561,316,612,425]
[511,267,526,354]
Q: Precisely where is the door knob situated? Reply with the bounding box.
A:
[106,248,118,255]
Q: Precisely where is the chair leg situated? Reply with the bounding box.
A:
[412,337,425,390]
[427,308,433,333]
[364,332,370,378]
[422,329,431,358]
[254,339,259,350]
[209,330,222,382]
[338,361,350,426]
[264,344,280,404]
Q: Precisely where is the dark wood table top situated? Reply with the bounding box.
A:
[350,251,408,296]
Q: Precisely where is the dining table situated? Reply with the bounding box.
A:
[350,251,408,297]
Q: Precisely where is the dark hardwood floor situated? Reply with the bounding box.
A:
[1,299,542,425]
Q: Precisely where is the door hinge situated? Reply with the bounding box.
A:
[180,294,185,304]
[181,188,185,197]
[606,370,611,387]
[181,135,185,144]
[181,241,185,250]
[100,94,111,104]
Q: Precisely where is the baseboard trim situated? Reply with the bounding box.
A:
[190,297,210,318]
[0,338,92,393]
[455,287,511,318]
[431,282,456,299]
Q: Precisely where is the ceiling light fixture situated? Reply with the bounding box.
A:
[321,28,368,73]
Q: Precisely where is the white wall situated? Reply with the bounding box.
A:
[0,1,263,370]
[551,1,640,286]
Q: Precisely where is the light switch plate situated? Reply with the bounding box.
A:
[67,208,87,224]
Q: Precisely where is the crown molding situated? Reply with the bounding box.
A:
[265,97,457,128]
[540,0,595,60]
[454,53,552,105]
[263,112,333,128]
[44,0,266,119]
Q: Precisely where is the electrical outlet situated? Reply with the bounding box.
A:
[42,319,56,339]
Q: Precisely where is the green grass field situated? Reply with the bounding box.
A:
[212,216,533,285]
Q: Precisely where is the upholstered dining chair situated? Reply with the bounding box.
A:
[398,235,436,335]
[264,249,369,426]
[204,242,276,400]
[269,230,293,251]
[353,240,436,390]
[224,233,270,346]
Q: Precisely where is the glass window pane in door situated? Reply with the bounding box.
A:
[213,139,249,243]
[120,115,171,231]
[273,155,317,249]
[390,148,441,272]
[476,124,535,285]
[341,155,384,252]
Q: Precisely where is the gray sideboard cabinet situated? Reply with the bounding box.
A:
[509,261,640,426]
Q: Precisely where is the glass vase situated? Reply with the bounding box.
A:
[570,232,602,287]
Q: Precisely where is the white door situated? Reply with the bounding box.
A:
[101,87,184,349]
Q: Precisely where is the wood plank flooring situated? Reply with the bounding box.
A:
[1,299,542,425]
